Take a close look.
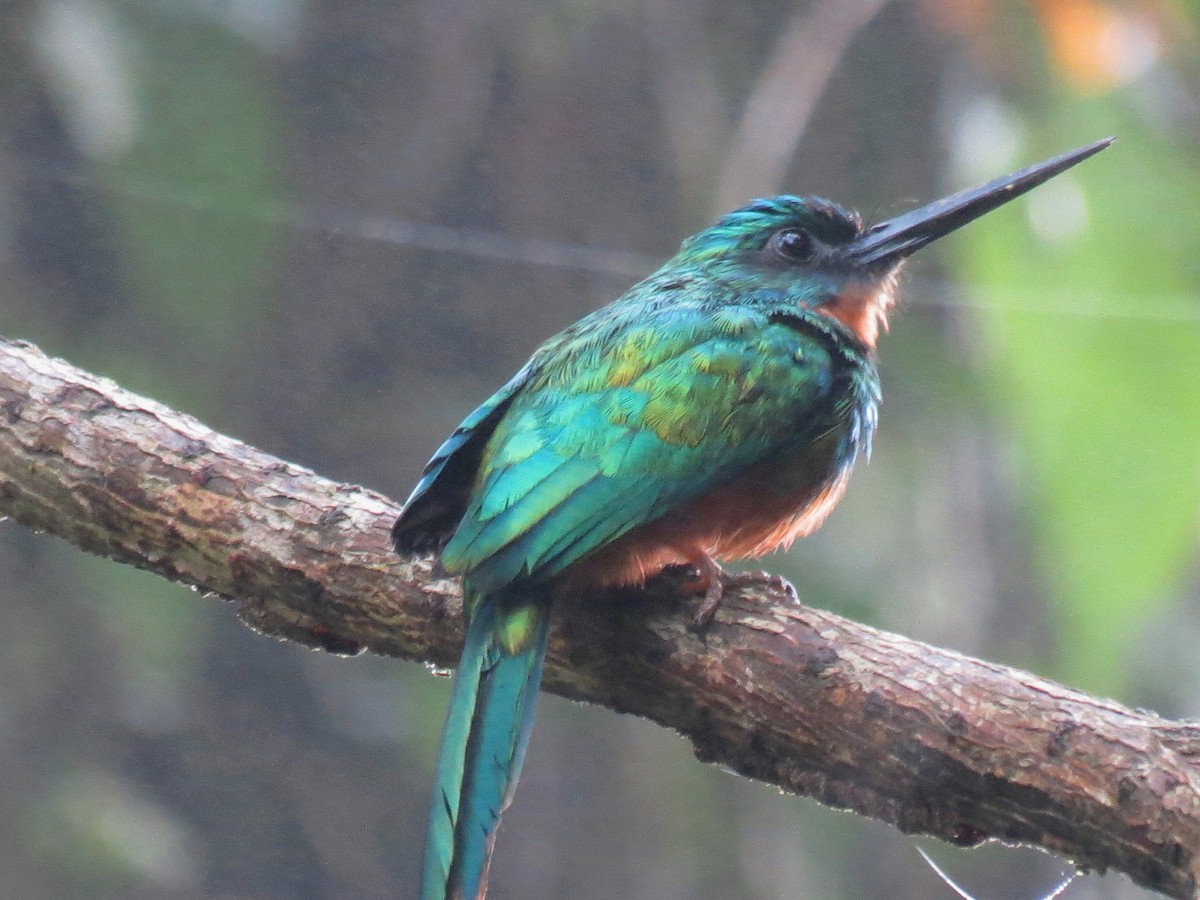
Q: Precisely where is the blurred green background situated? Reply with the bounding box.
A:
[1,0,1197,897]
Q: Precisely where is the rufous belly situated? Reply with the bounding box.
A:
[562,451,851,591]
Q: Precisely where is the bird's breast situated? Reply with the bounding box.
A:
[563,425,856,591]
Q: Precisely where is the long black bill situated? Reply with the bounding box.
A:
[848,137,1114,267]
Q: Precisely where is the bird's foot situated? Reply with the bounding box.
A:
[728,569,799,603]
[681,558,798,631]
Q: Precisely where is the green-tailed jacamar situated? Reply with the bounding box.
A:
[393,138,1112,899]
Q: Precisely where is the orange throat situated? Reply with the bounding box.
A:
[816,275,898,350]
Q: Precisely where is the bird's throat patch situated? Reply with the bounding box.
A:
[817,281,895,350]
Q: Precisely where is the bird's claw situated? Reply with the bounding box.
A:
[690,577,725,631]
[687,566,799,631]
[728,569,798,602]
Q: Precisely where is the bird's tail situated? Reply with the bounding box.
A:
[420,586,552,900]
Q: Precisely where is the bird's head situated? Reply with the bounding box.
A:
[679,138,1114,350]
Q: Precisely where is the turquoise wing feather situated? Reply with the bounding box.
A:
[442,303,865,596]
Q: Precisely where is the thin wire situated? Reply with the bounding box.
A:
[903,278,1200,325]
[915,846,1078,900]
[19,164,656,279]
[916,847,977,900]
[16,165,1200,325]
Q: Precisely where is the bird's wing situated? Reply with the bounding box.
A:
[441,303,859,592]
[392,362,537,554]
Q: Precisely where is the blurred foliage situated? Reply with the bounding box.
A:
[0,0,1196,897]
[966,114,1200,694]
[103,13,287,410]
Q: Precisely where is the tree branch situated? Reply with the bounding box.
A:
[1,334,1197,899]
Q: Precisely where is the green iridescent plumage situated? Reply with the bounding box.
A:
[444,297,876,595]
[399,196,880,900]
[392,140,1112,900]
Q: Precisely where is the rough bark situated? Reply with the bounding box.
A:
[0,334,1197,898]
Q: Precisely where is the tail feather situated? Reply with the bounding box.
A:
[421,590,551,900]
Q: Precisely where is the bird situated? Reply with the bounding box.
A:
[391,138,1112,900]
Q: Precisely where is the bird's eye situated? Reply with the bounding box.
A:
[770,228,815,262]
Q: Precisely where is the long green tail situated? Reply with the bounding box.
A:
[421,589,551,900]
